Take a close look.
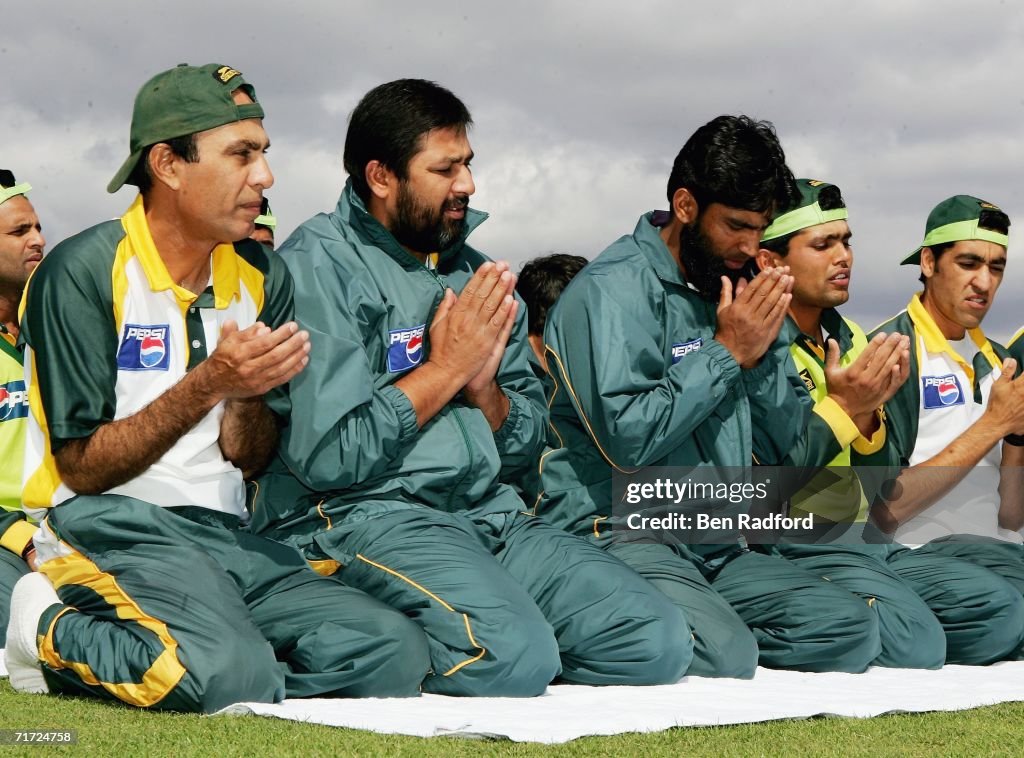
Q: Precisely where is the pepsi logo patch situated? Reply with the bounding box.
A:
[117,324,171,371]
[0,380,29,423]
[922,374,965,409]
[387,324,426,373]
[671,338,703,364]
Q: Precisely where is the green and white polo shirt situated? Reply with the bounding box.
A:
[875,294,1016,545]
[20,196,292,520]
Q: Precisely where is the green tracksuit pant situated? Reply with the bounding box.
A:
[774,543,947,668]
[34,496,430,713]
[306,485,692,697]
[892,539,1024,662]
[0,548,30,647]
[600,537,881,676]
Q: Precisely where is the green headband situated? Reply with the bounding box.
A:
[762,202,848,242]
[0,182,31,206]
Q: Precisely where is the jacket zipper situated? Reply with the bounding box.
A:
[425,267,474,510]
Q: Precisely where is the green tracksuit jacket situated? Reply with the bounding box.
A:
[539,211,809,548]
[537,211,884,677]
[250,182,546,536]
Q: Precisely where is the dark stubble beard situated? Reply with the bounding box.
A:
[678,221,759,302]
[390,181,467,255]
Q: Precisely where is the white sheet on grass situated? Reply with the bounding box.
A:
[216,662,1024,743]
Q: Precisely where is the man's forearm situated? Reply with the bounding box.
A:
[395,361,466,428]
[875,419,1005,530]
[55,369,219,495]
[463,380,510,432]
[999,442,1024,531]
[219,398,278,477]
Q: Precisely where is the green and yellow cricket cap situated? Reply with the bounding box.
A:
[901,195,1009,265]
[107,63,264,193]
[0,169,31,206]
[761,178,848,242]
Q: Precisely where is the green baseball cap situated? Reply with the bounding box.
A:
[0,169,31,206]
[761,178,848,242]
[254,197,277,229]
[902,195,1009,265]
[107,63,265,193]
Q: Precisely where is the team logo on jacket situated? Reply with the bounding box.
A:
[387,324,426,372]
[799,368,817,392]
[117,324,171,371]
[0,380,29,423]
[922,374,965,409]
[671,338,703,364]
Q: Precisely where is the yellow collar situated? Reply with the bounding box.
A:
[906,292,1000,381]
[122,196,241,309]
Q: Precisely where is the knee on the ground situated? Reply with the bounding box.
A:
[360,612,432,696]
[434,615,562,697]
[970,581,1024,663]
[171,637,283,713]
[770,590,881,673]
[691,618,759,679]
[874,603,947,669]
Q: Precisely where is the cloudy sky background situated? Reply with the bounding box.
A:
[5,1,1024,340]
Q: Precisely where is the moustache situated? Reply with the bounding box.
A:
[445,196,470,212]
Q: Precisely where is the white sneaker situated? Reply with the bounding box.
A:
[5,572,61,694]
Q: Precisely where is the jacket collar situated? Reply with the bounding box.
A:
[783,308,854,362]
[639,211,687,287]
[334,179,488,270]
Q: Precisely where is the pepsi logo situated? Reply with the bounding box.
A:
[0,380,29,423]
[937,379,960,405]
[387,323,427,373]
[406,332,423,363]
[117,323,171,372]
[922,374,965,409]
[140,335,167,368]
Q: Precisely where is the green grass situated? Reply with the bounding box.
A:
[1,680,1021,757]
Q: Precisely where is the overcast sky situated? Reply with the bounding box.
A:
[5,1,1024,340]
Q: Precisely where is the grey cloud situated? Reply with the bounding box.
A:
[3,0,1023,338]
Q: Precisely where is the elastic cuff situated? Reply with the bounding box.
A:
[813,396,860,448]
[382,385,419,441]
[1,518,39,558]
[852,410,887,454]
[492,391,522,447]
[702,339,742,388]
[741,348,779,385]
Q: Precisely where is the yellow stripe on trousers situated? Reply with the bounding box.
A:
[38,548,187,707]
[355,553,486,676]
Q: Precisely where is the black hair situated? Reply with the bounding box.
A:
[919,206,1011,284]
[667,115,797,217]
[516,253,589,336]
[130,134,199,195]
[761,184,847,257]
[344,79,473,203]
